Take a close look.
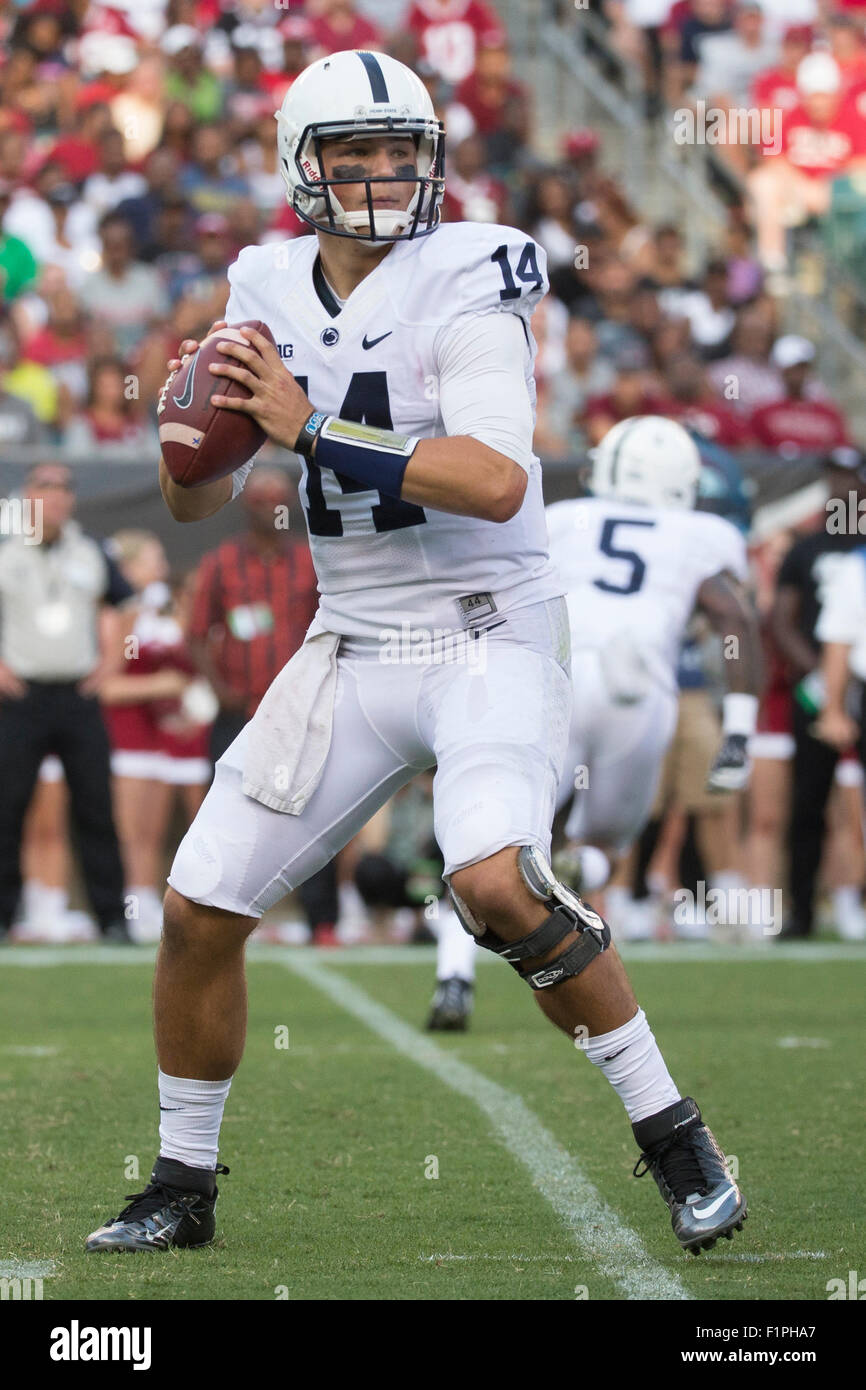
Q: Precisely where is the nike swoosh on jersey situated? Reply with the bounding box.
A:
[362,331,393,350]
[172,353,199,409]
[690,1186,736,1220]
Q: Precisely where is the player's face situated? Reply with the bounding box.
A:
[319,133,418,226]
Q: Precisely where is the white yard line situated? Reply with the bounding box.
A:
[281,952,690,1302]
[419,1252,574,1262]
[0,1045,59,1056]
[0,1260,55,1278]
[713,1252,827,1264]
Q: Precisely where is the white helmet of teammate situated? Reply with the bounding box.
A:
[275,49,445,242]
[589,415,702,510]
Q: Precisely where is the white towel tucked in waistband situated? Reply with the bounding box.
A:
[241,628,340,814]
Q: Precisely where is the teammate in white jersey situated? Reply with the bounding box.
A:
[548,415,762,907]
[86,52,747,1258]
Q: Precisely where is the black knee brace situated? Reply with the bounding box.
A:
[450,845,611,990]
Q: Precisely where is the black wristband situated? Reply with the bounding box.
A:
[295,410,329,459]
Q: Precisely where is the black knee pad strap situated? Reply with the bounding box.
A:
[475,906,575,963]
[519,922,607,990]
[475,905,611,991]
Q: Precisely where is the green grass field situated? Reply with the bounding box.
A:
[1,942,863,1302]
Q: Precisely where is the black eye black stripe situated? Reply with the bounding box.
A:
[357,51,390,103]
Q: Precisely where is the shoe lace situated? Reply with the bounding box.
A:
[113,1163,229,1225]
[633,1125,707,1202]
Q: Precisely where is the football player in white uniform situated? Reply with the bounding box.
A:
[548,416,762,916]
[86,53,746,1258]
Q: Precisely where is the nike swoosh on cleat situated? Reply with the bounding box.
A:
[691,1187,736,1220]
[362,331,393,350]
[172,352,198,409]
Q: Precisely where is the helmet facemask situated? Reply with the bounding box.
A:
[277,113,446,244]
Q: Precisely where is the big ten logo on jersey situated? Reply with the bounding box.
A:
[277,343,294,360]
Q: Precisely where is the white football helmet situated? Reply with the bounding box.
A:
[589,415,702,510]
[275,49,445,242]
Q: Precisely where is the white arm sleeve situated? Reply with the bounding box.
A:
[434,311,535,473]
[231,459,256,499]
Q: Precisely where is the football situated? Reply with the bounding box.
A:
[158,320,275,488]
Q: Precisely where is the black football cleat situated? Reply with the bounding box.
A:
[427,976,473,1031]
[632,1097,746,1254]
[706,733,750,793]
[85,1156,228,1252]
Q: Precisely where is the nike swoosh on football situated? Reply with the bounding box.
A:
[172,352,199,409]
[690,1187,735,1220]
[362,331,393,350]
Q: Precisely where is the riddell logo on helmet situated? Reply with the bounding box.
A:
[301,159,319,182]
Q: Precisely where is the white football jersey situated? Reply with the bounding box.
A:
[545,496,748,692]
[225,223,563,637]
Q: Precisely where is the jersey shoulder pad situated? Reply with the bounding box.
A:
[394,222,548,328]
[226,239,314,320]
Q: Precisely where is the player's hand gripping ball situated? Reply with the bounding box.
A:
[159,319,316,488]
[158,320,276,487]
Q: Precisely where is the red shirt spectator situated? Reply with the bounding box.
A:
[752,67,800,115]
[582,389,671,441]
[774,97,866,178]
[308,2,383,58]
[188,531,319,720]
[749,398,848,453]
[23,323,88,372]
[748,334,849,454]
[456,51,527,137]
[752,24,813,115]
[407,0,506,85]
[44,135,102,184]
[668,399,752,448]
[442,172,507,223]
[441,133,507,222]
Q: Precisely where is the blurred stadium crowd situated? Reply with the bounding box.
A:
[1,0,866,946]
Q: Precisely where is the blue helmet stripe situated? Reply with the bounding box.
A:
[357,51,390,102]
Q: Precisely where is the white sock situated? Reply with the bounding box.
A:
[832,885,862,919]
[158,1070,233,1171]
[582,1008,680,1122]
[24,881,69,923]
[435,906,477,982]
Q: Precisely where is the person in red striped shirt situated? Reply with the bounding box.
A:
[186,467,319,764]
